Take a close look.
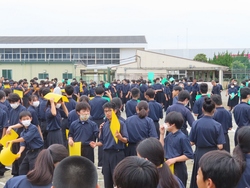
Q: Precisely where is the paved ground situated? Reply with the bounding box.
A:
[0,90,236,188]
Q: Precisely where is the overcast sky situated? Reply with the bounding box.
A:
[0,0,249,49]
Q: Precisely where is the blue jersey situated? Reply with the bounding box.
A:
[213,107,232,134]
[4,175,52,188]
[0,108,8,130]
[189,116,225,148]
[27,106,39,126]
[69,119,99,145]
[9,105,26,125]
[233,102,250,128]
[148,100,163,122]
[20,124,44,150]
[89,96,108,120]
[45,107,64,131]
[236,154,250,188]
[125,99,138,118]
[125,115,158,143]
[65,97,77,112]
[193,95,207,119]
[38,98,47,121]
[100,119,128,150]
[164,130,193,159]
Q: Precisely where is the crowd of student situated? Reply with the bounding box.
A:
[0,75,250,188]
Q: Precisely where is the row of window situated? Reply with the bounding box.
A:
[0,48,120,64]
[2,70,73,80]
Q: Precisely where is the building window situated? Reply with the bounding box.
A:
[38,73,49,79]
[62,73,72,79]
[2,69,12,79]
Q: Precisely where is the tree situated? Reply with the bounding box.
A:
[209,51,233,68]
[193,53,208,62]
[232,60,246,69]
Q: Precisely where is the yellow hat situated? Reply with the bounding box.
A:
[44,93,69,103]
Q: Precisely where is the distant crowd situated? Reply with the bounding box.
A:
[0,75,250,188]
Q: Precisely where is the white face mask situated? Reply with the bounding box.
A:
[49,84,53,87]
[56,103,61,109]
[10,103,19,109]
[22,120,31,126]
[45,84,48,87]
[231,85,234,88]
[80,114,90,121]
[33,101,40,107]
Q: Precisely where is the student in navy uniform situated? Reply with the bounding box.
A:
[121,79,130,107]
[216,80,223,93]
[109,81,118,98]
[45,96,68,148]
[137,137,185,188]
[27,95,43,139]
[139,80,148,101]
[189,97,225,188]
[197,150,242,188]
[38,88,50,143]
[153,78,164,106]
[8,93,27,176]
[211,94,232,153]
[125,101,158,156]
[5,144,68,188]
[172,86,182,104]
[116,79,122,99]
[190,78,199,110]
[0,108,8,177]
[125,88,139,118]
[193,83,208,119]
[233,126,250,188]
[68,102,99,163]
[62,85,77,147]
[227,82,238,111]
[233,87,250,146]
[68,95,90,128]
[7,111,44,175]
[89,86,111,168]
[166,90,194,136]
[159,111,193,187]
[0,90,9,120]
[145,88,163,137]
[80,81,89,96]
[90,102,128,188]
[88,82,96,97]
[211,80,221,95]
[164,81,171,112]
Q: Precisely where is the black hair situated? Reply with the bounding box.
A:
[79,95,90,103]
[65,85,74,95]
[165,111,184,129]
[137,101,148,118]
[136,138,179,188]
[3,88,12,97]
[40,87,50,97]
[202,97,215,113]
[240,87,250,99]
[28,95,38,102]
[178,90,190,102]
[199,83,208,94]
[113,156,159,188]
[131,88,140,98]
[210,94,222,105]
[0,90,6,100]
[173,86,182,92]
[145,88,155,98]
[53,156,98,188]
[103,102,115,110]
[95,86,104,95]
[75,102,91,112]
[111,97,123,117]
[19,111,32,119]
[199,150,242,188]
[27,144,68,186]
[8,93,21,103]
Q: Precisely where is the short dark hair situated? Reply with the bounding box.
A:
[19,111,32,119]
[8,93,21,103]
[111,97,122,110]
[65,85,74,95]
[131,88,140,98]
[103,102,115,110]
[173,86,182,92]
[113,156,159,188]
[75,102,91,112]
[145,88,155,98]
[202,97,215,113]
[165,111,184,129]
[53,156,98,188]
[199,83,208,94]
[210,94,222,105]
[3,88,12,97]
[0,90,6,100]
[199,150,242,188]
[79,95,89,103]
[95,86,104,95]
[240,87,250,99]
[41,87,50,97]
[178,90,190,102]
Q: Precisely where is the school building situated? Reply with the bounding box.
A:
[0,36,228,84]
